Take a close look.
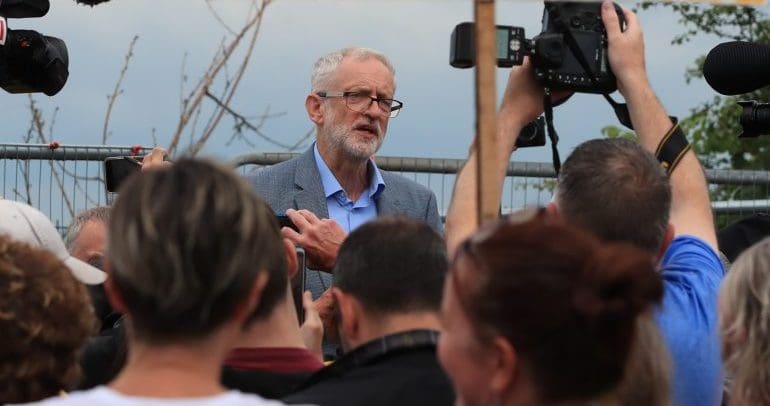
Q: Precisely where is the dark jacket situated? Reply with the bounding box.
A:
[283,330,454,406]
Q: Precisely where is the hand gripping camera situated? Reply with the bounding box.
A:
[449,1,629,171]
[450,1,625,94]
[0,0,69,96]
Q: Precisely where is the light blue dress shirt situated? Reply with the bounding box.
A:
[313,144,385,233]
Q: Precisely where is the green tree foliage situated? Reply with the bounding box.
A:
[604,3,770,227]
[646,2,770,172]
[607,3,770,171]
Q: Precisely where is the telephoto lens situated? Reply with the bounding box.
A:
[738,101,770,138]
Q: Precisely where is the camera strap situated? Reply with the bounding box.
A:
[655,119,691,175]
[543,90,562,175]
[602,94,634,130]
[558,26,635,131]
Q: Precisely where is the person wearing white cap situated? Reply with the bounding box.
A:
[0,199,106,285]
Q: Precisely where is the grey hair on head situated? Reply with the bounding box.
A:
[65,206,111,252]
[310,47,396,93]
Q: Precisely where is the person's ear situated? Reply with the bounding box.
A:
[232,272,270,323]
[332,287,359,344]
[283,238,299,279]
[657,223,675,262]
[489,336,518,396]
[545,201,560,219]
[103,261,127,314]
[306,93,324,126]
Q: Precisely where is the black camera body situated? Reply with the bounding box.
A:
[533,2,621,94]
[0,0,69,96]
[450,1,624,94]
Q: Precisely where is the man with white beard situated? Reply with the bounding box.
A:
[248,47,442,299]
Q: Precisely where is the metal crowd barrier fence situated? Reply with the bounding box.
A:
[0,143,153,234]
[233,152,770,222]
[1,144,769,234]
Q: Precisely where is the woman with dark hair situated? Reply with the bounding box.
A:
[438,213,664,405]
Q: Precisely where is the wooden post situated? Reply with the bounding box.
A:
[474,0,499,226]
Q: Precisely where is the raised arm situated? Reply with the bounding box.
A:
[602,2,717,250]
[445,59,550,257]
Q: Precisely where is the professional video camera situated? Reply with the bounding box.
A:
[0,0,69,96]
[703,41,770,138]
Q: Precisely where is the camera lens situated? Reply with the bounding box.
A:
[738,101,770,138]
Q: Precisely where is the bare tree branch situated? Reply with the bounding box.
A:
[27,97,75,217]
[189,0,271,155]
[205,0,237,35]
[15,160,33,205]
[179,51,189,115]
[102,35,139,145]
[204,90,295,149]
[168,0,272,155]
[289,126,315,152]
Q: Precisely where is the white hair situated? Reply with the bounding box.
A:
[310,47,396,92]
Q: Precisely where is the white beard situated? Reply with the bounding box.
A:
[322,108,384,161]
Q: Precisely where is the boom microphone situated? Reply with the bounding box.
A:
[703,41,770,96]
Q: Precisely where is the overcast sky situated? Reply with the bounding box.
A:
[1,0,766,163]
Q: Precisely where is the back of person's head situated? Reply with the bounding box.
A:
[0,235,96,403]
[718,213,770,263]
[107,158,286,344]
[611,313,672,406]
[556,138,671,253]
[443,213,663,404]
[719,236,770,405]
[333,216,447,317]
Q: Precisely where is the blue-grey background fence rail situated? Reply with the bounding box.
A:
[2,143,769,235]
[0,143,153,234]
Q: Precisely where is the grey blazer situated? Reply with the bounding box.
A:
[247,146,443,297]
[247,146,442,232]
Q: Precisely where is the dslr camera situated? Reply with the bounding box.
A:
[0,0,69,96]
[450,1,626,149]
[450,1,625,94]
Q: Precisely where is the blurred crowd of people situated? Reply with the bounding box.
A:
[2,2,769,406]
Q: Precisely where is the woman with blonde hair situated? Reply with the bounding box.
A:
[719,236,770,405]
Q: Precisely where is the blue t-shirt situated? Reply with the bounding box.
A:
[656,235,725,406]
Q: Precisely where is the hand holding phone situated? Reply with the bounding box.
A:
[104,156,142,193]
[277,214,300,232]
[290,247,307,324]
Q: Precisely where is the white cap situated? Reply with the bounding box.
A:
[0,199,107,285]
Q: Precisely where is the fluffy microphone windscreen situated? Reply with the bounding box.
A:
[703,41,770,96]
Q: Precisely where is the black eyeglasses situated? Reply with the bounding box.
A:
[316,91,403,118]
